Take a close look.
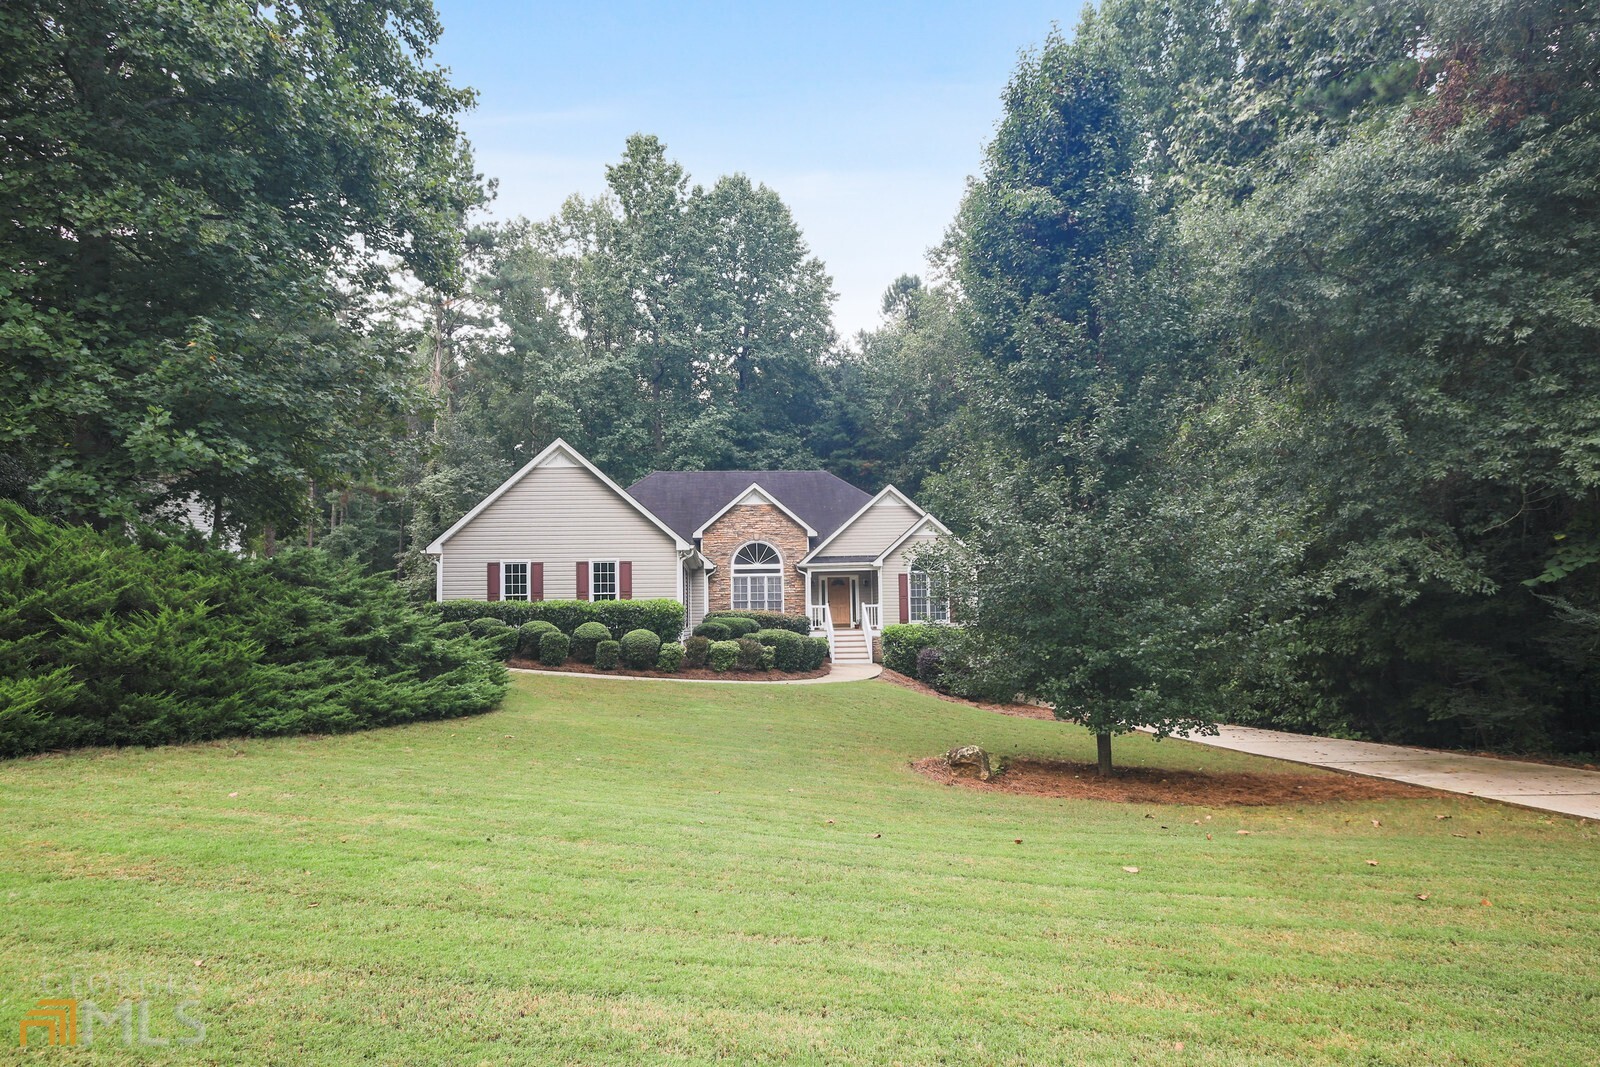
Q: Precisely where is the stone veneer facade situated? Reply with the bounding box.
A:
[701,502,809,615]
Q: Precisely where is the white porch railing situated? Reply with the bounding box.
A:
[861,603,880,663]
[809,604,837,663]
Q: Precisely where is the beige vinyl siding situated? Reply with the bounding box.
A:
[684,565,707,631]
[880,528,943,625]
[439,465,680,601]
[822,496,921,559]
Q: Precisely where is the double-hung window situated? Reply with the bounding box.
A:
[590,560,618,601]
[731,542,783,612]
[502,561,530,601]
[908,569,949,623]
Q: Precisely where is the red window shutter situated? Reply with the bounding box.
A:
[576,561,589,601]
[898,572,910,623]
[530,563,544,601]
[487,562,501,601]
[619,561,633,600]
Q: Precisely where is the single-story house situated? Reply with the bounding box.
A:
[423,439,953,663]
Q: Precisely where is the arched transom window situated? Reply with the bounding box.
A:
[731,542,783,612]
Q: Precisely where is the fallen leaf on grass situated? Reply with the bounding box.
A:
[1175,1041,1185,1051]
[227,792,238,798]
[1435,814,1451,820]
[1122,866,1140,874]
[1416,893,1430,901]
[1371,819,1382,828]
[1014,838,1022,844]
[871,833,881,839]
[1366,859,1380,866]
[1480,898,1492,907]
[1236,830,1251,836]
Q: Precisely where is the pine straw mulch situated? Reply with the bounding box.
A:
[882,670,1438,806]
[912,756,1436,806]
[507,658,832,682]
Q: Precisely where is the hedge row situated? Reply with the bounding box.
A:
[881,623,953,676]
[0,503,507,758]
[703,610,811,635]
[430,598,684,643]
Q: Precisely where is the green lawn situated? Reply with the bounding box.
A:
[2,675,1597,1065]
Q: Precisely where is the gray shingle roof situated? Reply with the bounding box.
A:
[626,470,872,543]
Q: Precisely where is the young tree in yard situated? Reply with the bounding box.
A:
[0,0,482,538]
[941,29,1256,775]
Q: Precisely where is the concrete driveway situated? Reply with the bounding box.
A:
[1162,724,1600,820]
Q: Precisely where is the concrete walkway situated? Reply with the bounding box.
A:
[1163,724,1600,820]
[510,662,882,685]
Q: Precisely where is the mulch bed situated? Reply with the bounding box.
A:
[912,756,1436,806]
[507,658,832,682]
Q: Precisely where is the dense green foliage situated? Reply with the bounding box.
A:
[517,620,560,657]
[693,621,734,642]
[571,621,615,664]
[703,610,812,635]
[0,504,505,756]
[708,640,740,673]
[431,599,684,642]
[918,0,1600,759]
[619,628,663,670]
[684,636,711,669]
[0,0,480,538]
[753,629,807,672]
[656,642,685,673]
[594,640,620,671]
[538,630,570,668]
[881,624,951,677]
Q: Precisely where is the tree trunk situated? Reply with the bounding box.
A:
[262,523,277,558]
[1096,732,1114,777]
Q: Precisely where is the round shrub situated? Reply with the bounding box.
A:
[517,620,560,657]
[693,621,732,642]
[538,630,570,667]
[571,621,613,663]
[436,620,469,639]
[467,616,508,636]
[916,645,946,688]
[735,636,765,670]
[758,645,776,670]
[594,639,621,671]
[708,640,740,673]
[656,642,685,673]
[720,616,761,637]
[683,635,710,669]
[807,636,830,671]
[620,628,662,669]
[753,628,806,672]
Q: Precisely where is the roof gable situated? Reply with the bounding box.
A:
[800,485,925,563]
[424,439,690,554]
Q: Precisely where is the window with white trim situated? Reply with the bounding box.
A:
[731,542,783,612]
[590,560,618,601]
[502,561,530,601]
[908,569,949,623]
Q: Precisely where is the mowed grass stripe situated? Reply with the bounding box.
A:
[1,674,1596,1065]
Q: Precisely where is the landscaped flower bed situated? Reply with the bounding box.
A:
[431,604,830,678]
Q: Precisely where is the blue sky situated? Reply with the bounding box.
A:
[430,1,1084,338]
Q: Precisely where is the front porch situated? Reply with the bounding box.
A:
[803,568,880,664]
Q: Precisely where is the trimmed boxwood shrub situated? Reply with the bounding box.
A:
[720,616,761,637]
[571,621,613,663]
[881,623,951,676]
[538,630,570,667]
[430,598,685,642]
[753,628,807,672]
[807,636,830,671]
[517,620,560,656]
[620,628,662,669]
[657,642,685,673]
[758,645,776,670]
[708,640,740,673]
[436,621,469,639]
[704,610,810,635]
[683,635,710,669]
[0,503,506,757]
[735,636,765,670]
[692,621,732,641]
[594,639,620,671]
